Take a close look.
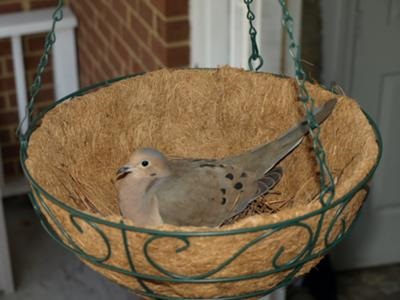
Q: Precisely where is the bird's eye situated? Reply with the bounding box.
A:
[141,160,150,167]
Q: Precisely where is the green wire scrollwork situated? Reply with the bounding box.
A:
[31,186,111,263]
[18,0,382,299]
[142,222,313,281]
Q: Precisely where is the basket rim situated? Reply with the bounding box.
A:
[19,68,383,236]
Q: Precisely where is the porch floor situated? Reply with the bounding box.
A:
[0,196,138,300]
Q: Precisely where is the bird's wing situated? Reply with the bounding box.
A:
[226,166,282,220]
[150,161,282,227]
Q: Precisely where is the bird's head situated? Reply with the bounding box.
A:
[116,148,171,180]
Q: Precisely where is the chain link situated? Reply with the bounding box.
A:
[277,0,335,205]
[244,0,264,71]
[17,0,64,139]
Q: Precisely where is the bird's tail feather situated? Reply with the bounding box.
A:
[229,98,337,177]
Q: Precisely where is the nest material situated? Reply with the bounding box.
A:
[26,68,379,299]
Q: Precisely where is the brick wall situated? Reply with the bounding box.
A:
[0,0,190,181]
[68,0,190,87]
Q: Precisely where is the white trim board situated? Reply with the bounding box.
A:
[0,7,77,38]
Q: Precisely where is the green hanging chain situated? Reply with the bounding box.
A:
[245,0,335,205]
[244,0,264,71]
[17,0,64,139]
[277,0,335,205]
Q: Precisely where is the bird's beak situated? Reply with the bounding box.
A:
[116,165,134,176]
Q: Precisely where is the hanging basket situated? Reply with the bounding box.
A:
[20,67,381,299]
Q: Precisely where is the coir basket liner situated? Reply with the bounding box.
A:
[21,67,381,299]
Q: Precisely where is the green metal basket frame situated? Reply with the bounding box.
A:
[17,1,382,299]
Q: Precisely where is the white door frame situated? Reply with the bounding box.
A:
[190,0,303,76]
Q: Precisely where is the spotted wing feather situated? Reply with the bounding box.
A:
[226,166,283,220]
[151,159,282,227]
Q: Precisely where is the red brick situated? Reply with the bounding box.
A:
[68,0,188,85]
[90,28,108,54]
[0,39,11,56]
[30,0,56,10]
[0,77,15,91]
[124,0,138,10]
[24,54,42,70]
[141,49,157,71]
[0,2,23,14]
[115,60,126,76]
[68,0,81,13]
[26,71,34,87]
[131,12,149,44]
[114,37,130,63]
[26,34,46,52]
[150,0,188,17]
[122,62,131,75]
[114,0,129,22]
[157,17,189,43]
[139,1,154,28]
[165,45,189,67]
[0,128,11,144]
[94,63,109,82]
[0,111,19,126]
[25,69,52,87]
[9,125,18,143]
[5,58,14,74]
[114,58,126,77]
[150,34,165,60]
[35,103,48,112]
[35,86,54,103]
[109,11,123,34]
[79,47,93,71]
[122,25,140,53]
[95,1,109,19]
[129,57,141,73]
[7,92,17,108]
[97,17,114,42]
[41,69,53,85]
[76,1,92,22]
[101,59,115,78]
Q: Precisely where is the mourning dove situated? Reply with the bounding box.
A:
[116,99,337,227]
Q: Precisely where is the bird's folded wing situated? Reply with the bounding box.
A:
[153,163,259,227]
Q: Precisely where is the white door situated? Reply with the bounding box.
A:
[322,0,400,269]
